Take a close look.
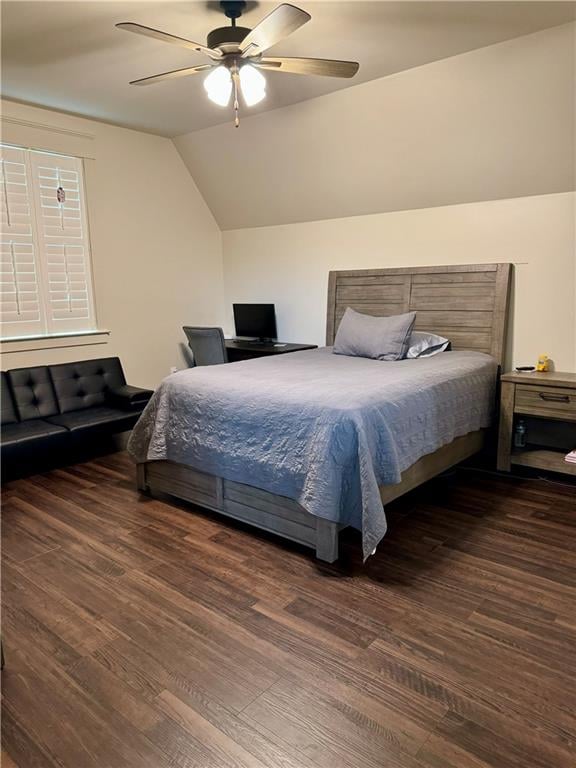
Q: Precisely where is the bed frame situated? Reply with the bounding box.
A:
[137,263,512,562]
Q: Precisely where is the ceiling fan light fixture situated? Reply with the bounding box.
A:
[204,65,232,106]
[239,64,266,106]
[118,3,359,127]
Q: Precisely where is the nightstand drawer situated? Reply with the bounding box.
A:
[515,385,576,421]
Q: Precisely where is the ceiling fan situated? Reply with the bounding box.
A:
[117,1,359,127]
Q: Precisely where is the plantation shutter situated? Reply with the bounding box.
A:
[0,144,46,337]
[28,151,96,334]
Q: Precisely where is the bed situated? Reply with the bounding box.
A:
[130,263,511,561]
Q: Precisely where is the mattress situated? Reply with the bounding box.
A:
[128,347,497,558]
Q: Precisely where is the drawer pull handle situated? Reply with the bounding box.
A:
[539,393,570,403]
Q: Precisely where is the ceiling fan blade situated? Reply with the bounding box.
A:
[257,57,359,78]
[130,64,214,87]
[240,4,311,57]
[116,22,222,60]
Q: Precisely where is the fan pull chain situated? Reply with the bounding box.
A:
[232,67,240,127]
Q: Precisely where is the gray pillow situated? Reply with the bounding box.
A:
[333,308,417,361]
[406,331,450,358]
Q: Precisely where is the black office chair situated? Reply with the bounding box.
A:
[182,326,228,366]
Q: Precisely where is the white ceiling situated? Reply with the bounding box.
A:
[2,1,575,137]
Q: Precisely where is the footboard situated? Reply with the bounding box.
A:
[137,429,485,563]
[136,461,341,562]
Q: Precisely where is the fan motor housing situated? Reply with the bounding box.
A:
[207,25,250,50]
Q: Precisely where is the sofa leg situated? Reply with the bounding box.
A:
[136,463,150,494]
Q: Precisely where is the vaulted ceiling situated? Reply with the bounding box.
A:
[2,1,575,136]
[174,22,575,229]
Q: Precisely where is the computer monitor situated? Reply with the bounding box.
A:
[233,304,277,342]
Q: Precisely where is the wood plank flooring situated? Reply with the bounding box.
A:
[2,452,575,768]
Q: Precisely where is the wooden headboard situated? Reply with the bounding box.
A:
[326,263,512,366]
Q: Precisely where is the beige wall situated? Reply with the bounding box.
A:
[175,23,575,230]
[223,192,576,371]
[1,100,224,389]
[207,23,576,372]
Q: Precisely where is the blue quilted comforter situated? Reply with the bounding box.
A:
[128,348,497,558]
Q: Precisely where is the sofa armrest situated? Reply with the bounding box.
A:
[106,385,153,411]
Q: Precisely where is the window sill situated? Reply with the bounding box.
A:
[1,330,110,354]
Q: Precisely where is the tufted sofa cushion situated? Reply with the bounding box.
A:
[0,371,18,425]
[1,372,19,425]
[2,419,68,447]
[47,406,140,434]
[8,366,59,421]
[48,357,126,414]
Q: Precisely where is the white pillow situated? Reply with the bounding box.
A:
[406,331,450,358]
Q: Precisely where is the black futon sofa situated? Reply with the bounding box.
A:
[1,357,153,479]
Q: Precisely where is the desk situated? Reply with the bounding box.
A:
[225,340,317,363]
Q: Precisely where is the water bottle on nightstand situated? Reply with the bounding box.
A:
[514,419,527,449]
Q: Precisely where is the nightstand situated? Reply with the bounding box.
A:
[497,371,576,476]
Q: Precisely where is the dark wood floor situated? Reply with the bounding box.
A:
[2,452,575,768]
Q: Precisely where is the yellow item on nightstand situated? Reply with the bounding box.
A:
[536,354,549,372]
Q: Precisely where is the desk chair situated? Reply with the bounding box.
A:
[182,327,228,366]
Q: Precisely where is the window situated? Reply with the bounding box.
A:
[1,144,96,339]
